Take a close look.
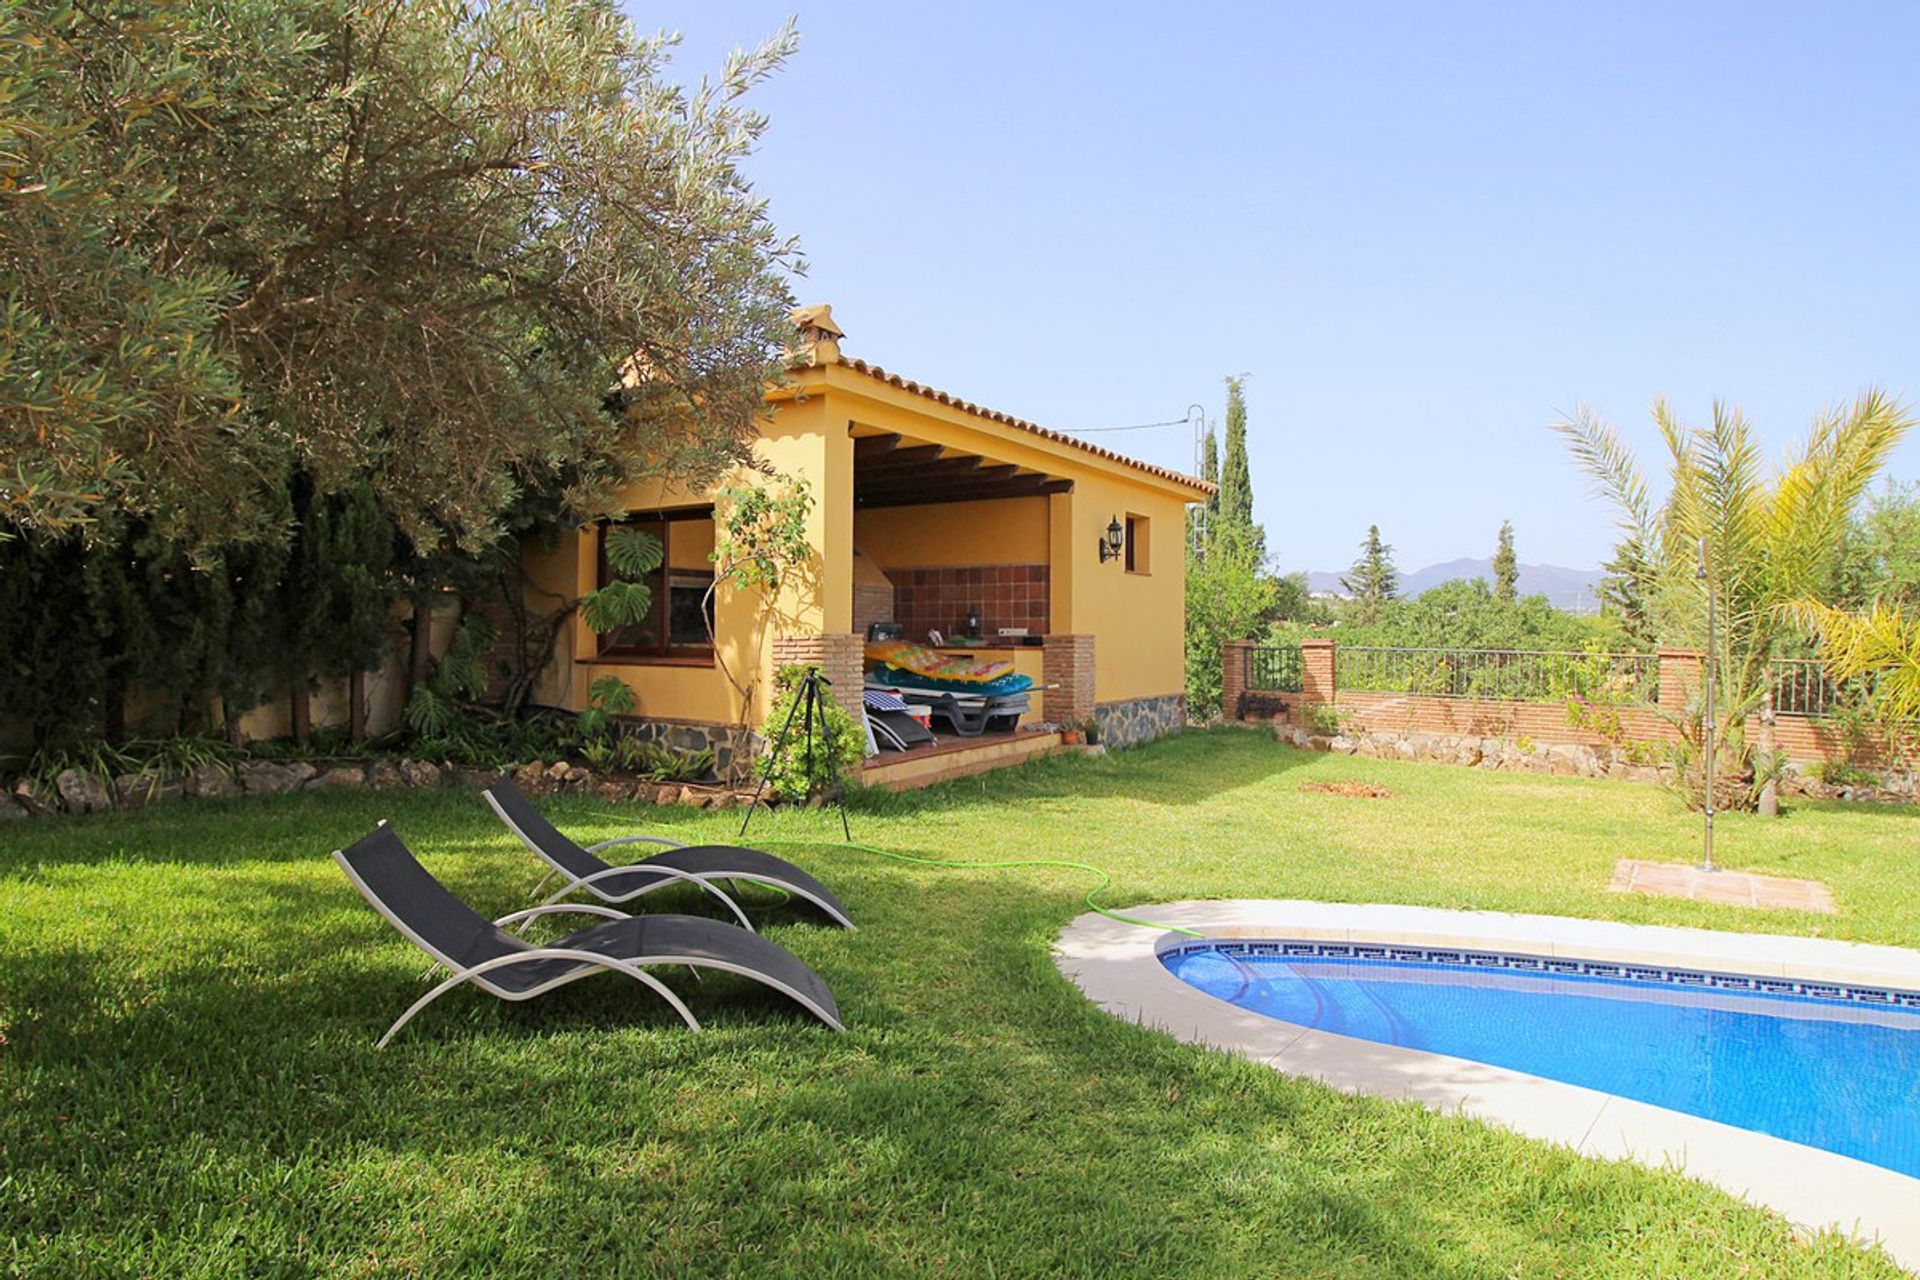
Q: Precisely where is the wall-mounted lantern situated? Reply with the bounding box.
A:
[1098,515,1125,563]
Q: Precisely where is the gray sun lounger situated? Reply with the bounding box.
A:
[482,776,856,931]
[334,821,844,1046]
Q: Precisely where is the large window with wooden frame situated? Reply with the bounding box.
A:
[595,508,716,661]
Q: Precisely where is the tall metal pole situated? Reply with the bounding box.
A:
[1697,537,1716,873]
[1186,402,1208,556]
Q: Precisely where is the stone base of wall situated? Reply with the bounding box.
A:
[1274,723,1920,804]
[1289,724,1668,782]
[623,717,760,781]
[1095,694,1185,750]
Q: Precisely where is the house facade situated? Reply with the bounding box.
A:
[520,307,1210,776]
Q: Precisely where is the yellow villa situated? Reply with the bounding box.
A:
[520,306,1212,787]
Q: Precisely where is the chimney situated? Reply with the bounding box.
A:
[788,303,844,366]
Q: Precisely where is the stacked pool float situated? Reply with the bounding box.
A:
[863,640,1035,739]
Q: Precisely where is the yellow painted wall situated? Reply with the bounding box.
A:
[526,359,1202,725]
[540,391,849,728]
[854,496,1048,568]
[1055,472,1191,704]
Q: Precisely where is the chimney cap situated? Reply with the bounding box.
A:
[789,303,844,340]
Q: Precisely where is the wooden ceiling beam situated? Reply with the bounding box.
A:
[854,477,1074,509]
[852,433,904,459]
[855,445,955,477]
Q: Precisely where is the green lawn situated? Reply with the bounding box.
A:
[4,729,1917,1277]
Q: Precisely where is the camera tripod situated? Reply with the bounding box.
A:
[739,666,852,842]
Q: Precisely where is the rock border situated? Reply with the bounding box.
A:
[1272,723,1919,804]
[0,756,761,821]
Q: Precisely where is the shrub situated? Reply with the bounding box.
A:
[756,665,864,803]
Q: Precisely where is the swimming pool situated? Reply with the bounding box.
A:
[1164,939,1920,1178]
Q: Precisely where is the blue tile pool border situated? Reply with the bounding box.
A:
[1161,938,1920,1009]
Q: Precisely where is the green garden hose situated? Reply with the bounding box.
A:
[580,815,1204,937]
[737,836,1205,938]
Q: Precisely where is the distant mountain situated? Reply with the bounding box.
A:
[1303,558,1605,613]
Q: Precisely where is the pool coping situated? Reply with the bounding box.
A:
[1053,900,1920,1272]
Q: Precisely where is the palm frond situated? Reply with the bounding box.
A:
[1697,399,1767,606]
[1550,405,1652,542]
[1651,399,1705,577]
[1768,390,1912,600]
[1787,598,1920,722]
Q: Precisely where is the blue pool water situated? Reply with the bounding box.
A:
[1164,943,1920,1176]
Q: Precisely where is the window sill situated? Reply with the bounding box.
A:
[585,654,716,668]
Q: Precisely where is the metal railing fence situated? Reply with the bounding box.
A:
[1334,646,1660,704]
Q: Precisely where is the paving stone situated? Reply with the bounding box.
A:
[1609,858,1836,914]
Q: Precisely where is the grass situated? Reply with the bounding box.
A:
[3,728,1916,1277]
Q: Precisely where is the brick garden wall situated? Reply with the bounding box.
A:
[1223,639,1917,796]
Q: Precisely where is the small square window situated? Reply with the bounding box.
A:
[1124,513,1150,574]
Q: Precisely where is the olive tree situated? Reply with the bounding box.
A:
[2,0,801,550]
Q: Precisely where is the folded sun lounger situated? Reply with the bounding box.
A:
[865,679,1029,738]
[863,688,937,752]
[333,821,844,1045]
[482,776,856,930]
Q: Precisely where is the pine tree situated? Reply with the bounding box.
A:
[1598,532,1657,649]
[1341,525,1399,625]
[1493,520,1518,603]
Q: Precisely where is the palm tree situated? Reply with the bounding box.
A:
[1788,599,1920,722]
[1555,391,1911,810]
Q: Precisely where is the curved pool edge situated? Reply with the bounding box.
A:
[1053,900,1920,1273]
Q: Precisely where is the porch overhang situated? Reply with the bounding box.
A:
[851,430,1075,510]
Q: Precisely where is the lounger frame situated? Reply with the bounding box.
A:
[333,825,846,1046]
[483,785,857,931]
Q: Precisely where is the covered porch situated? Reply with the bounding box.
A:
[848,425,1077,743]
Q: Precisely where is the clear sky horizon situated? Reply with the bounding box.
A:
[650,2,1920,575]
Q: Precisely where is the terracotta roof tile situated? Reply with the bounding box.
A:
[834,354,1215,495]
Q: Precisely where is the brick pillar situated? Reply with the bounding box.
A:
[1300,638,1336,716]
[1658,649,1702,713]
[1043,634,1096,727]
[1221,639,1252,720]
[771,632,866,726]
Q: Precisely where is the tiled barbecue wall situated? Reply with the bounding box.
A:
[885,565,1049,641]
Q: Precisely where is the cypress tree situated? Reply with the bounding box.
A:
[1214,376,1266,560]
[1217,378,1253,528]
[316,486,399,741]
[1202,427,1220,515]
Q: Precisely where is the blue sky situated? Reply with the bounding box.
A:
[652,2,1920,574]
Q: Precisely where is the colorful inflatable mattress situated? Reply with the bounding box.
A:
[863,641,1036,697]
